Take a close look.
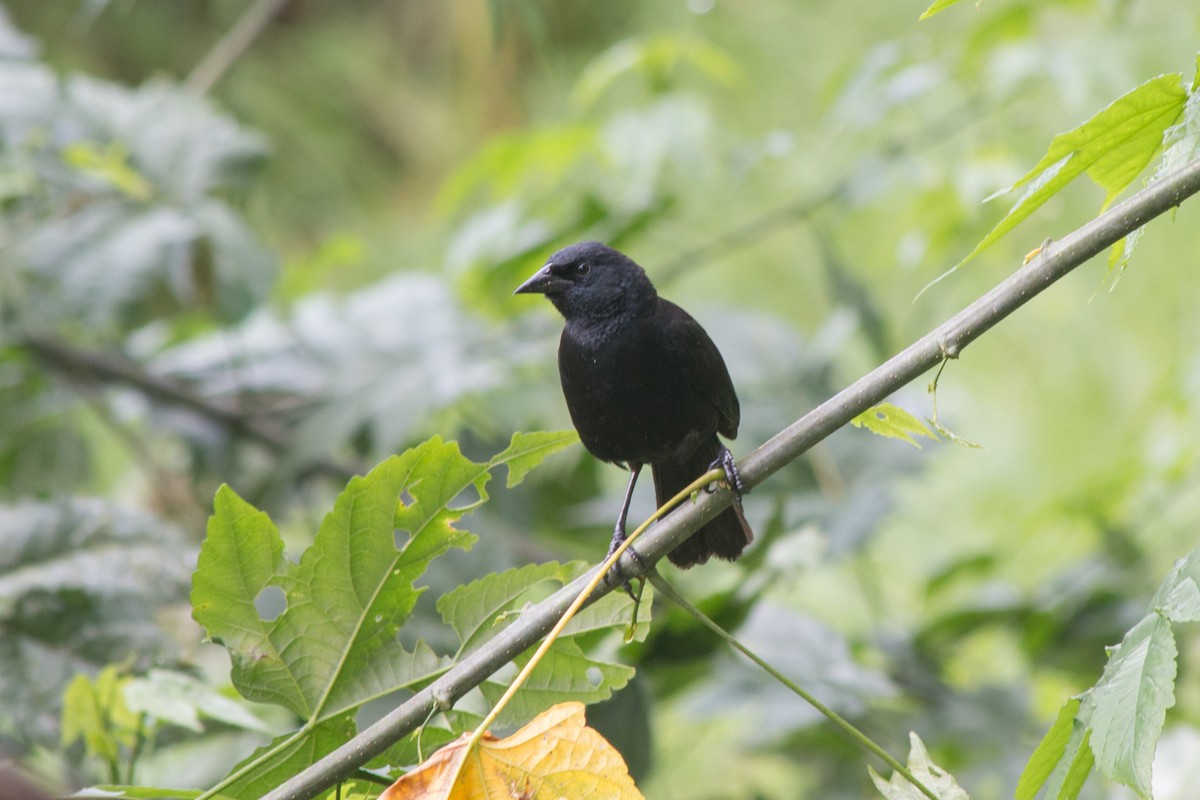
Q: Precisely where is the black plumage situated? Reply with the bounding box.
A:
[514,241,752,568]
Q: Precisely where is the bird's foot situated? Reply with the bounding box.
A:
[705,446,746,499]
[603,527,643,600]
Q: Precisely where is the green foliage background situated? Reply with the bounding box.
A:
[2,1,1200,798]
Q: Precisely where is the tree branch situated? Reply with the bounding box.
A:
[21,334,358,482]
[186,0,291,95]
[262,156,1200,800]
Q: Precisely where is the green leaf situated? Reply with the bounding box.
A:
[868,732,969,800]
[851,403,937,448]
[190,485,296,711]
[1151,543,1200,623]
[438,561,582,653]
[195,444,475,718]
[1049,728,1094,800]
[1079,613,1177,797]
[196,436,568,794]
[480,638,636,728]
[62,141,152,200]
[438,560,650,657]
[217,712,357,799]
[122,669,276,735]
[1016,698,1081,800]
[918,0,970,21]
[957,74,1187,270]
[61,666,139,765]
[491,430,579,488]
[1110,74,1200,279]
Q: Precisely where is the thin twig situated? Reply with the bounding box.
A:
[21,334,358,482]
[186,0,291,95]
[261,157,1200,800]
[647,571,938,800]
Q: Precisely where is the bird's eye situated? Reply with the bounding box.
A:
[574,262,590,277]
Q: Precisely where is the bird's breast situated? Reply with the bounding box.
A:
[557,319,714,465]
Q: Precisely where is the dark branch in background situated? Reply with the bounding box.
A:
[261,159,1200,800]
[186,0,291,95]
[21,334,358,482]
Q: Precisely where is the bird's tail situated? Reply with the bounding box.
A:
[652,439,753,568]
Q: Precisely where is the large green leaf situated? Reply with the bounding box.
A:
[1079,613,1177,797]
[956,74,1187,270]
[192,434,580,796]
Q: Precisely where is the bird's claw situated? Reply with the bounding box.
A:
[604,528,643,600]
[705,446,746,499]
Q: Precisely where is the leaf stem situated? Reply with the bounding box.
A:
[646,572,939,800]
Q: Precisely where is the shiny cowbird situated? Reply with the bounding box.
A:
[514,241,752,570]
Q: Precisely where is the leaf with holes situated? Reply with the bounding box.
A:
[851,403,937,448]
[192,434,571,797]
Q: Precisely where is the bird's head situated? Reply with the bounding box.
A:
[513,241,657,320]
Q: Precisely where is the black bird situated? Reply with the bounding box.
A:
[514,241,752,570]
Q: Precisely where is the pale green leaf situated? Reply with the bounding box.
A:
[851,403,936,448]
[491,430,579,488]
[1108,81,1200,281]
[1079,613,1177,797]
[1151,544,1200,623]
[61,667,137,763]
[957,74,1187,270]
[868,732,969,800]
[123,669,276,734]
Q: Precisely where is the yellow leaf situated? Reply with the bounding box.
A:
[381,702,644,800]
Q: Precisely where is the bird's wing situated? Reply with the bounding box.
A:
[659,299,740,439]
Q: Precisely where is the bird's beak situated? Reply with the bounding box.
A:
[513,264,569,296]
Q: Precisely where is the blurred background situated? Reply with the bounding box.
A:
[2,1,1199,797]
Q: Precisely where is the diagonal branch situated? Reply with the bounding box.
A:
[262,155,1200,800]
[186,0,291,95]
[21,334,358,482]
